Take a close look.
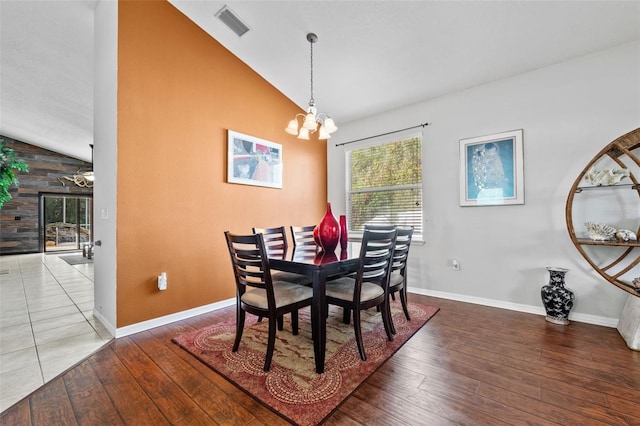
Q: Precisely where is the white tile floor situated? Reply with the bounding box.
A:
[0,253,112,413]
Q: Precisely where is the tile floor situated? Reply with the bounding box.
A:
[0,252,112,413]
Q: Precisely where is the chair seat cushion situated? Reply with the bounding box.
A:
[241,281,313,310]
[271,270,312,286]
[325,277,384,302]
[389,271,404,287]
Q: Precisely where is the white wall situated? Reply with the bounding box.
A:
[92,0,118,334]
[328,41,640,325]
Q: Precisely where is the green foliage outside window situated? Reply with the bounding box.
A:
[0,139,29,209]
[349,137,422,234]
[351,137,422,190]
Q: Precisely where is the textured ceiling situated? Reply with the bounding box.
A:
[1,0,96,160]
[1,1,639,161]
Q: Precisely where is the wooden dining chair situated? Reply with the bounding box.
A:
[385,225,414,334]
[252,226,312,286]
[364,224,414,332]
[290,225,317,249]
[224,231,313,372]
[325,228,397,361]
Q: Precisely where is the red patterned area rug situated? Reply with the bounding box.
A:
[172,301,438,425]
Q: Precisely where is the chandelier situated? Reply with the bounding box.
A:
[285,33,337,140]
[58,144,94,188]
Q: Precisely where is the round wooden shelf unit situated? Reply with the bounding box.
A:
[565,127,640,297]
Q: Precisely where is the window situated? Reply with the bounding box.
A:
[346,135,423,239]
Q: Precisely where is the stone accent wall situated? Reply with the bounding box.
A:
[0,136,93,255]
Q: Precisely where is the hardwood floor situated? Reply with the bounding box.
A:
[2,294,639,425]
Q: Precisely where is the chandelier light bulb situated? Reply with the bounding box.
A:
[323,117,338,133]
[285,119,299,135]
[298,127,310,140]
[318,125,331,140]
[303,112,318,131]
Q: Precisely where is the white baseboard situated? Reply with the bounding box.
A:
[92,308,116,337]
[109,287,620,339]
[409,287,620,328]
[115,298,236,338]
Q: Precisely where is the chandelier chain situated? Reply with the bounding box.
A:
[309,37,314,107]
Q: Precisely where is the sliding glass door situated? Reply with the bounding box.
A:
[42,195,93,252]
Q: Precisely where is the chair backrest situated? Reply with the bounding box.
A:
[225,231,275,306]
[392,225,414,275]
[355,228,397,296]
[364,224,413,274]
[290,225,317,248]
[363,223,395,232]
[252,226,288,257]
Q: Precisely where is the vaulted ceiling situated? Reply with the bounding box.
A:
[1,1,639,161]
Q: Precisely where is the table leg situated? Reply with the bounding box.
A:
[311,270,327,374]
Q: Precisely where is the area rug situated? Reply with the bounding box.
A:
[172,301,438,425]
[60,255,93,265]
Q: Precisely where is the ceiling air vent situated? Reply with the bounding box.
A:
[215,5,250,37]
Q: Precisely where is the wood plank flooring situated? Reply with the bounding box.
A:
[2,294,639,425]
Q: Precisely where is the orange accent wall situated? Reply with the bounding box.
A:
[117,0,327,327]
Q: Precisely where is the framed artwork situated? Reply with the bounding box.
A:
[227,130,283,189]
[459,129,524,206]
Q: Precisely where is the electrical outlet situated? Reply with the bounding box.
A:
[158,272,167,290]
[451,259,461,271]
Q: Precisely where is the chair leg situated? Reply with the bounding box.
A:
[381,302,394,342]
[386,295,396,335]
[291,310,299,335]
[277,315,284,331]
[353,309,367,361]
[400,286,411,321]
[257,316,264,323]
[233,308,245,352]
[264,315,277,371]
[342,307,351,324]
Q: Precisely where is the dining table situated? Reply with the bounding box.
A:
[268,244,360,374]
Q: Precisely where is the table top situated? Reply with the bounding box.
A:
[269,244,360,274]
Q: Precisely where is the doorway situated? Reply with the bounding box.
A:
[41,194,93,252]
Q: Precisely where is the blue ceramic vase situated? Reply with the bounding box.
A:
[541,267,574,325]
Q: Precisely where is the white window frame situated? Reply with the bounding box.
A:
[345,129,424,241]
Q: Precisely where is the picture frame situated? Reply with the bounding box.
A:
[459,129,524,206]
[227,130,283,189]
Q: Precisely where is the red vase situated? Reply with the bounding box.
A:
[339,215,348,250]
[316,202,340,253]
